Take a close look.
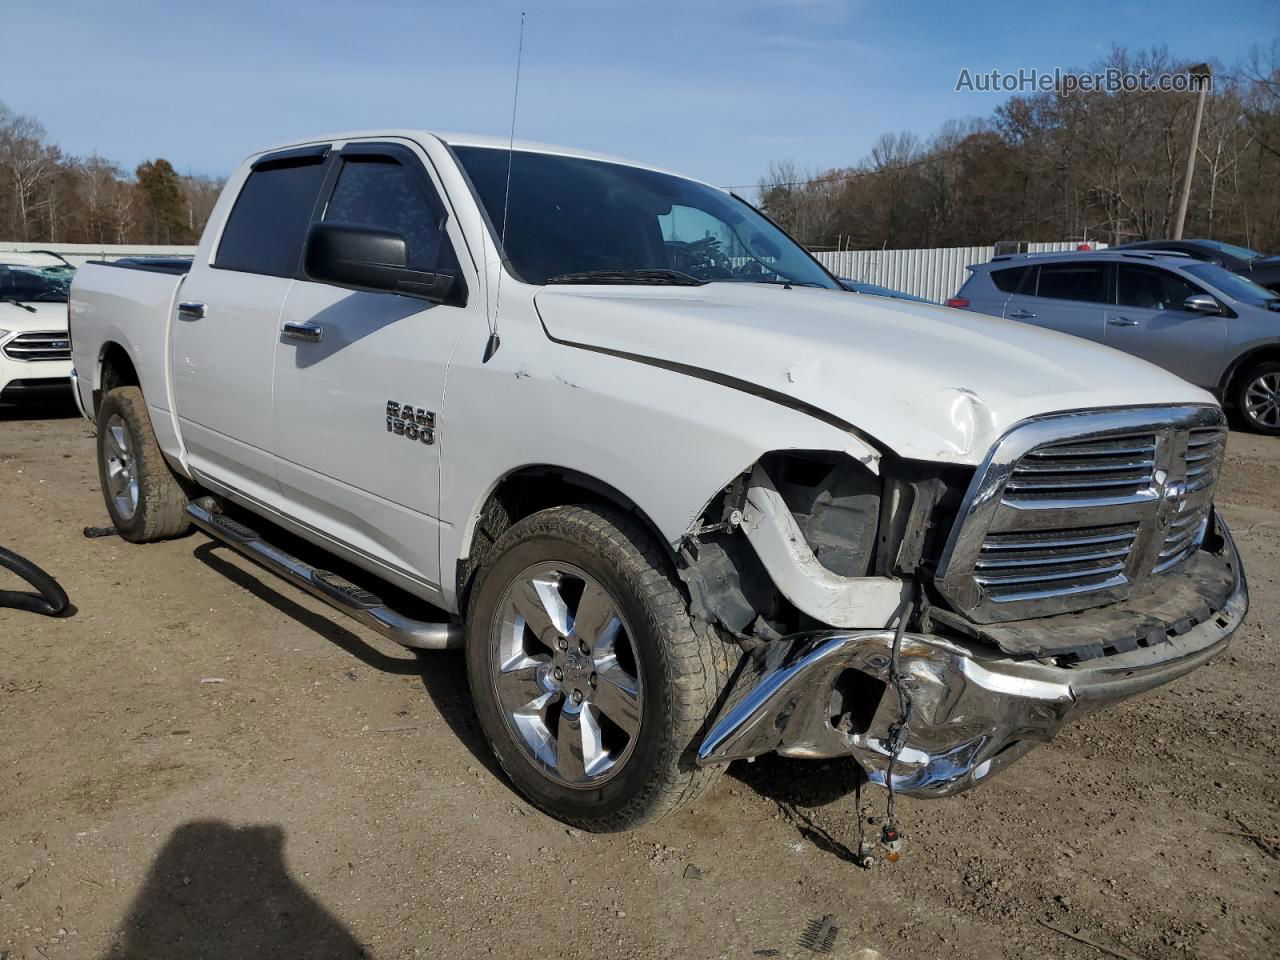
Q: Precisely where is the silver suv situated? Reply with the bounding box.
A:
[951,250,1280,434]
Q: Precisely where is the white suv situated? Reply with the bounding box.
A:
[0,252,74,404]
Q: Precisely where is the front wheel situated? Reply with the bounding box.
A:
[465,505,735,832]
[1233,361,1280,436]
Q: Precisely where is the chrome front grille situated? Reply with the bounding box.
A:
[2,331,71,362]
[1155,426,1226,573]
[937,406,1226,623]
[975,522,1139,601]
[1003,434,1157,501]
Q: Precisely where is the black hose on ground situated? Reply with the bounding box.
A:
[0,545,70,616]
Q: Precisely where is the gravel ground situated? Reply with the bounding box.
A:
[1,402,1277,960]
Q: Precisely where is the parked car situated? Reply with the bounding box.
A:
[838,277,934,303]
[70,131,1246,833]
[951,249,1280,434]
[0,251,74,405]
[1111,239,1280,293]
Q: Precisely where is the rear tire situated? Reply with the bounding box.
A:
[1232,361,1280,436]
[95,386,192,542]
[465,505,736,832]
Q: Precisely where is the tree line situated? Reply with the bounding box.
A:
[0,101,222,246]
[759,43,1280,253]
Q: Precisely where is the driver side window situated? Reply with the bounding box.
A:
[657,204,781,279]
[658,204,736,276]
[324,155,455,275]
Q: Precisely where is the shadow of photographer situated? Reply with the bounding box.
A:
[102,820,369,960]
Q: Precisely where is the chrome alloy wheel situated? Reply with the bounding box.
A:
[491,562,643,786]
[1245,371,1280,430]
[103,413,139,519]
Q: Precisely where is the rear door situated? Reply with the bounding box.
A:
[1105,264,1227,388]
[1005,260,1108,344]
[953,263,1028,317]
[271,141,477,594]
[171,145,330,505]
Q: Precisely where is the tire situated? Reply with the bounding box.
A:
[1232,361,1280,436]
[96,386,192,542]
[465,505,736,832]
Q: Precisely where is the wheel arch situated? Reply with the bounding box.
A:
[94,340,140,415]
[1220,341,1280,404]
[454,464,678,613]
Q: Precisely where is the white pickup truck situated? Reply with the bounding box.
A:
[69,130,1248,833]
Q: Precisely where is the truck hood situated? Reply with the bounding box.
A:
[534,283,1217,466]
[0,301,68,335]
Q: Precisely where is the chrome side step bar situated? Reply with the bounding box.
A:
[186,500,463,650]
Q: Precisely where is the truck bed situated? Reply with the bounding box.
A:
[68,259,189,456]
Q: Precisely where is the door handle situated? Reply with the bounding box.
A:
[1008,309,1036,319]
[177,301,206,321]
[1108,316,1139,327]
[281,321,323,343]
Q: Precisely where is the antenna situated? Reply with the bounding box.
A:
[485,10,526,364]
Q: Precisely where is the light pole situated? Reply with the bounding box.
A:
[1172,63,1212,240]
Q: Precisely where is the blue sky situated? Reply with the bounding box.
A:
[7,0,1277,190]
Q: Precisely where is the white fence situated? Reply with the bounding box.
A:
[5,240,1101,301]
[814,242,1104,302]
[0,242,197,267]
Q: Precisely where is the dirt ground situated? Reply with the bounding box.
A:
[1,401,1277,960]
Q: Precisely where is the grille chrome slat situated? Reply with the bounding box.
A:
[976,560,1127,587]
[936,406,1227,623]
[981,528,1137,551]
[2,331,71,362]
[1012,458,1155,474]
[1024,440,1155,458]
[976,546,1132,570]
[1005,473,1153,492]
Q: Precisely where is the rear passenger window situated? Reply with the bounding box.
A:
[1036,263,1105,303]
[1117,265,1203,310]
[991,266,1029,293]
[323,156,452,274]
[215,155,328,277]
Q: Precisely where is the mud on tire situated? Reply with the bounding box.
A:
[96,386,192,542]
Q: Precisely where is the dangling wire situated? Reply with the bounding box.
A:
[880,589,916,861]
[486,10,526,363]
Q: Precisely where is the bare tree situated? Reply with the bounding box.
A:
[0,105,58,240]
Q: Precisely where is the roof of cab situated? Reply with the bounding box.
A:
[248,129,720,191]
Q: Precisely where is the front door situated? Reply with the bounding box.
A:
[171,146,330,506]
[1105,264,1227,390]
[271,142,477,595]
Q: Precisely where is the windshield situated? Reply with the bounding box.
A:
[1197,240,1262,262]
[453,146,839,289]
[0,264,73,303]
[1183,263,1277,305]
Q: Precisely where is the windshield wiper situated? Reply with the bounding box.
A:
[544,269,706,286]
[1,297,37,313]
[736,277,828,289]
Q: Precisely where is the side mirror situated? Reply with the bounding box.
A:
[1183,293,1223,315]
[304,222,457,302]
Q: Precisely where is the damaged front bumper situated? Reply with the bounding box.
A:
[696,524,1248,798]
